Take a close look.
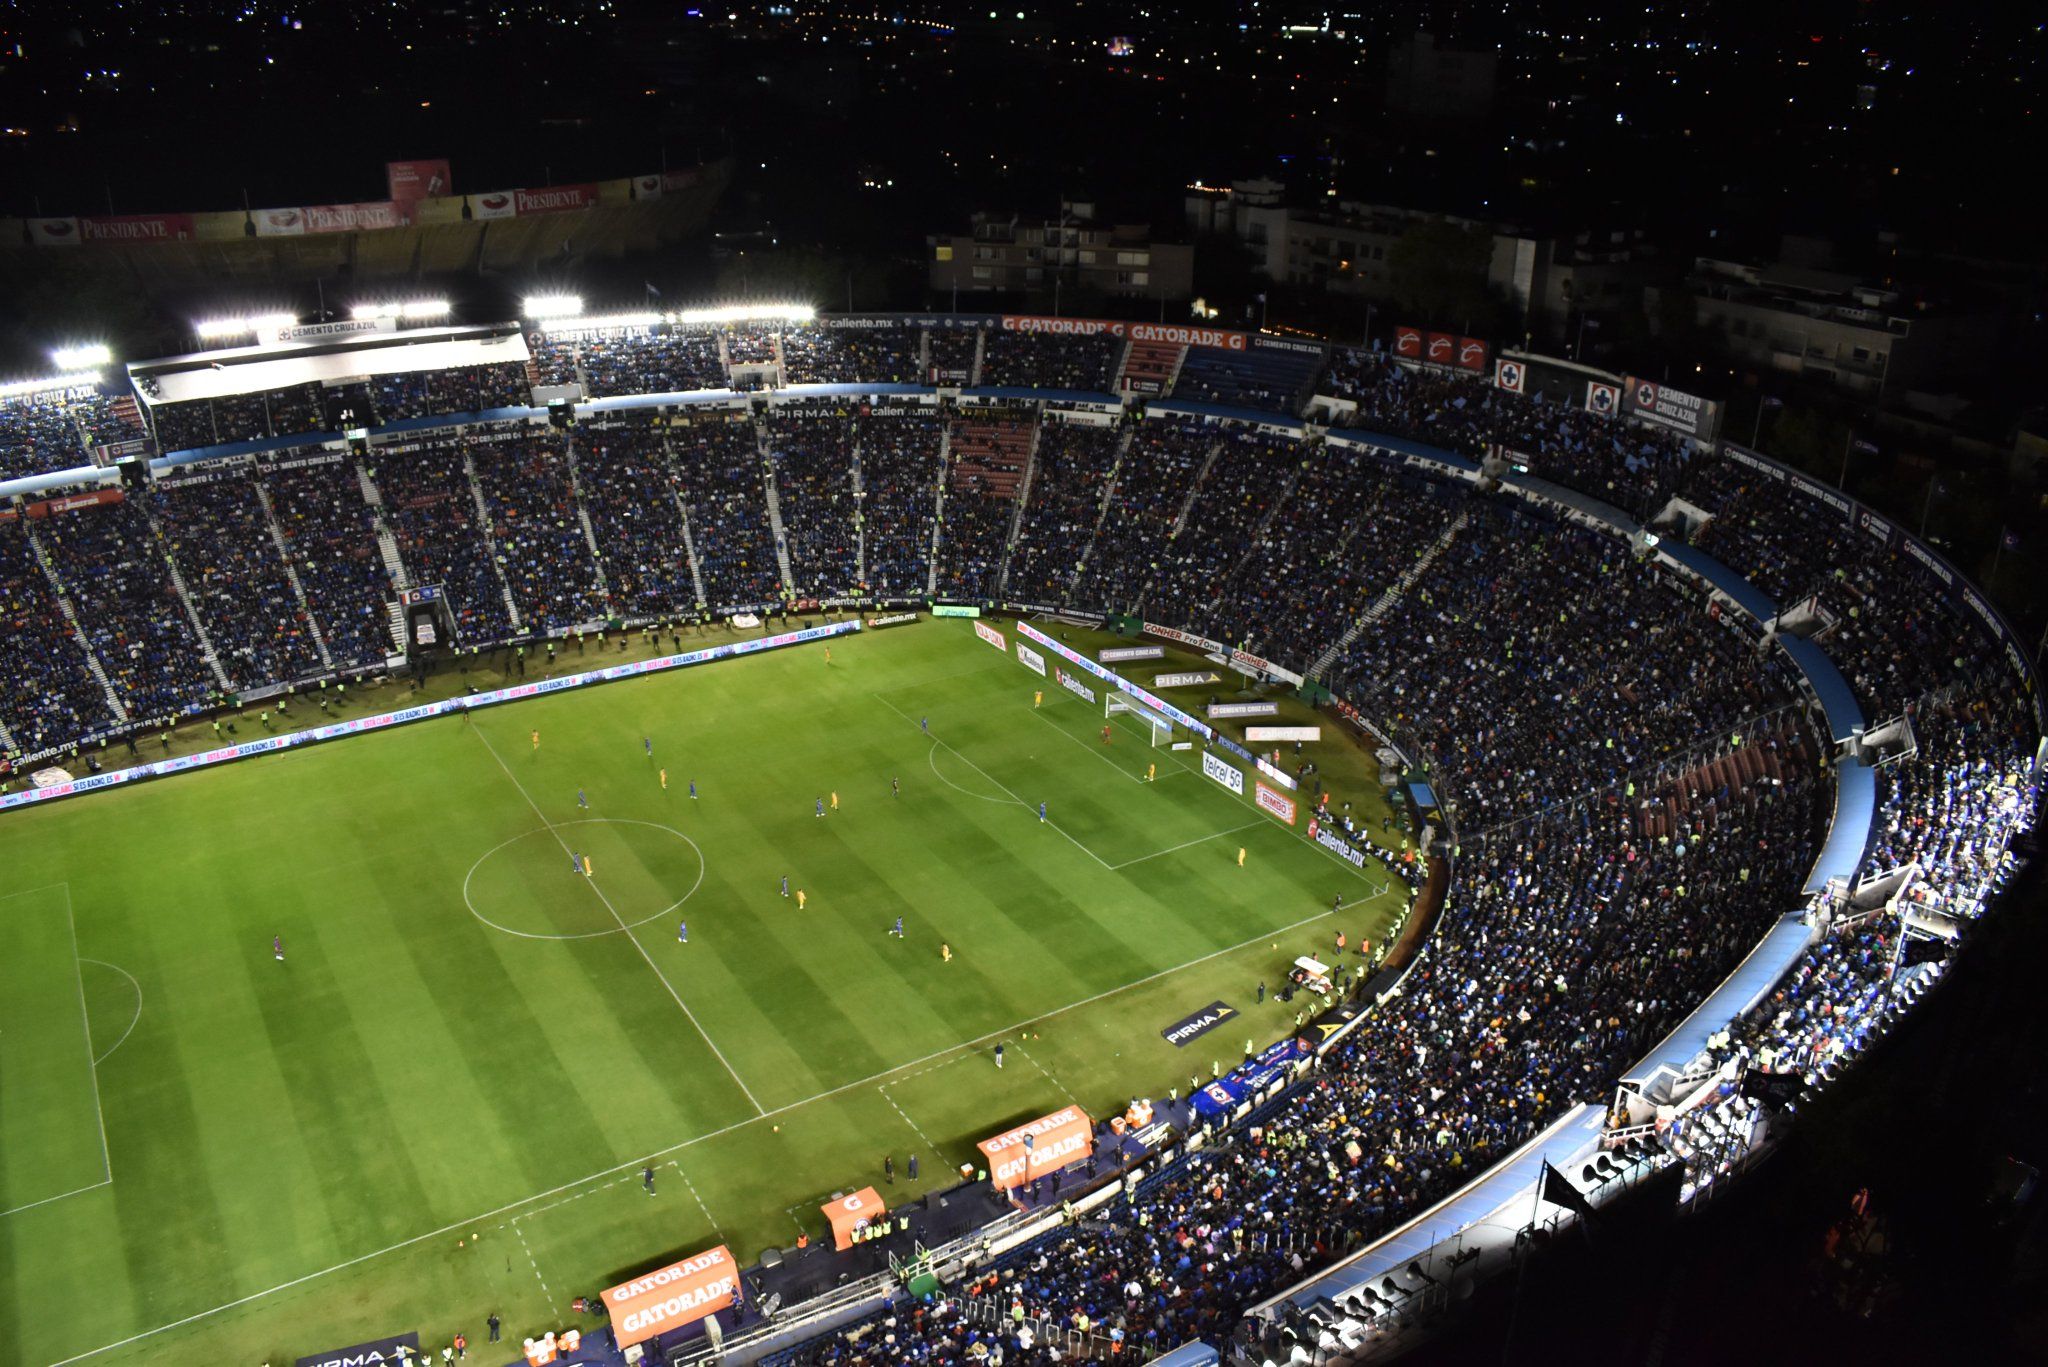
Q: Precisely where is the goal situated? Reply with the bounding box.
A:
[1107,689,1176,747]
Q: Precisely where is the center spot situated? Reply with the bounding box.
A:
[463,818,705,940]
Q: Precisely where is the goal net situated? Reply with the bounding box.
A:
[1107,689,1175,747]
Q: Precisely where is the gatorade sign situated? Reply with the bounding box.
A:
[978,1105,1094,1190]
[603,1246,740,1347]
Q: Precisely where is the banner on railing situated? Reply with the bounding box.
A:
[1018,622,1212,739]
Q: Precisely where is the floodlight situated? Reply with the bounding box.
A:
[52,344,112,369]
[523,294,584,319]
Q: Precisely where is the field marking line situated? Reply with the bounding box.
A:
[874,693,1115,871]
[65,886,114,1184]
[469,725,766,1117]
[1028,704,1155,784]
[1108,818,1268,871]
[459,818,706,941]
[926,741,1011,805]
[1014,1042,1080,1109]
[44,898,1340,1365]
[667,1159,727,1244]
[78,960,143,1065]
[0,882,71,905]
[0,1178,113,1220]
[876,1082,943,1168]
[511,1222,550,1298]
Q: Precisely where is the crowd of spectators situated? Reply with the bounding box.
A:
[783,328,922,385]
[150,470,326,688]
[370,441,517,644]
[672,419,784,609]
[526,333,581,387]
[926,328,979,385]
[1143,430,1295,632]
[574,425,702,621]
[979,330,1119,393]
[1071,419,1215,613]
[775,741,1827,1366]
[858,416,945,597]
[727,329,780,366]
[370,364,529,423]
[146,398,221,452]
[37,496,218,721]
[932,420,1032,601]
[578,328,727,397]
[769,417,861,598]
[1003,421,1123,606]
[261,456,396,668]
[470,435,611,635]
[0,520,119,757]
[1,387,90,481]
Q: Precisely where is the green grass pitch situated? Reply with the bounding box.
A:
[0,619,1404,1365]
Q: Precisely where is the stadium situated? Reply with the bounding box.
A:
[0,301,2039,1367]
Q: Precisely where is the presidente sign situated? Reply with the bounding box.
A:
[603,1246,740,1347]
[1162,1000,1237,1047]
[1000,315,1251,351]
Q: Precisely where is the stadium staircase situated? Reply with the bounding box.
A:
[1061,425,1136,608]
[1116,337,1186,397]
[657,429,711,608]
[24,524,128,723]
[967,328,987,386]
[143,498,236,693]
[254,477,335,672]
[926,424,950,596]
[0,712,16,755]
[461,448,526,634]
[915,328,932,383]
[1168,438,1225,538]
[561,434,613,602]
[992,419,1044,595]
[1633,721,1812,843]
[755,421,798,598]
[1309,510,1469,678]
[849,426,868,589]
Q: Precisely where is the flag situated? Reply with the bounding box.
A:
[1851,437,1879,455]
[1761,395,1784,409]
[1538,1160,1596,1219]
[1898,931,1954,971]
[1254,292,1267,303]
[2002,528,2021,551]
[1740,1065,1803,1110]
[1582,317,1601,330]
[646,282,662,299]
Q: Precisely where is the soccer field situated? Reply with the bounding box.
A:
[0,618,1404,1365]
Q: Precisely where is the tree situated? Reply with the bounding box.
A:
[1384,220,1502,331]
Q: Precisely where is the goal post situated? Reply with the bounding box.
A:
[1107,689,1175,747]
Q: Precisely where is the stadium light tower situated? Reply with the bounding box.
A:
[524,294,584,320]
[51,343,113,370]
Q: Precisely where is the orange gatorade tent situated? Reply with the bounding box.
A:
[822,1187,887,1250]
[601,1245,740,1348]
[977,1104,1094,1191]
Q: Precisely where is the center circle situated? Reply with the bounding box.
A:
[463,818,706,940]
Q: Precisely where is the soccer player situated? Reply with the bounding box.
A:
[920,716,929,734]
[994,1042,1004,1069]
[677,921,688,944]
[642,1166,656,1195]
[830,790,839,811]
[797,889,808,910]
[644,737,653,758]
[1101,724,1112,745]
[582,855,593,877]
[1038,801,1047,823]
[1237,847,1246,867]
[660,768,669,790]
[890,916,904,938]
[529,729,540,753]
[571,852,582,874]
[1034,690,1043,708]
[941,942,952,963]
[824,644,832,664]
[815,797,824,818]
[273,934,284,963]
[891,776,900,798]
[1147,762,1156,782]
[577,788,589,809]
[689,779,698,799]
[781,875,790,898]
[1331,893,1342,916]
